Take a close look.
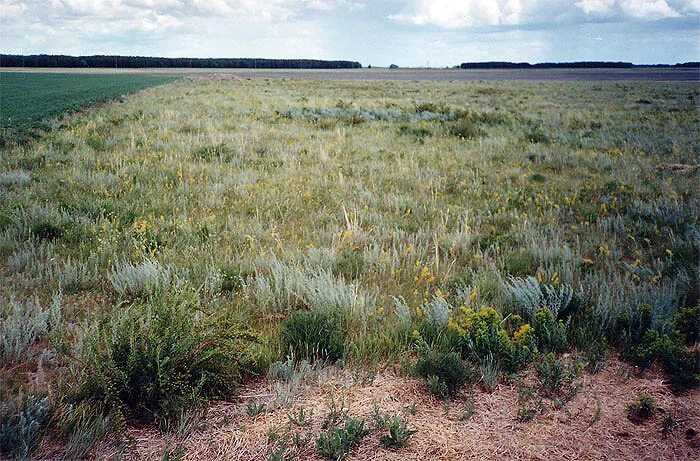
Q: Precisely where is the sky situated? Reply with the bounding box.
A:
[1,1,699,67]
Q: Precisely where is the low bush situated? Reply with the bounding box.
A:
[449,119,484,140]
[675,305,699,344]
[661,414,679,437]
[316,416,368,460]
[627,392,656,423]
[530,173,547,183]
[280,309,346,362]
[192,143,232,161]
[516,385,542,422]
[76,292,259,426]
[504,249,538,277]
[628,329,699,390]
[31,221,62,241]
[525,126,549,144]
[414,350,471,398]
[246,401,268,417]
[449,306,532,373]
[582,337,609,373]
[398,125,433,139]
[220,265,246,293]
[450,307,510,359]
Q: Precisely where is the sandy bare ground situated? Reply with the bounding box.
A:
[1,67,698,81]
[77,358,700,461]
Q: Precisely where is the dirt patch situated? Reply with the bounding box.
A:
[88,358,699,461]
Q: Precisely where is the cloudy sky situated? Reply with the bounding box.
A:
[1,1,699,66]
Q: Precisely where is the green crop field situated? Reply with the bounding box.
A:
[0,76,699,460]
[0,72,177,128]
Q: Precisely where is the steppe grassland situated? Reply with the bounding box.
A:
[0,76,698,457]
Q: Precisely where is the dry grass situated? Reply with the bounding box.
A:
[82,357,699,461]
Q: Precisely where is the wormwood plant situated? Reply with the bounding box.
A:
[1,294,61,366]
[76,291,259,426]
[0,396,50,460]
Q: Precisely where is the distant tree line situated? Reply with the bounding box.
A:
[460,61,699,69]
[0,54,362,69]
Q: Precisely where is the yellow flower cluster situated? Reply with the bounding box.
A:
[132,219,150,234]
[513,323,533,343]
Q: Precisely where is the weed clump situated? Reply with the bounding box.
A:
[449,306,533,373]
[192,143,232,161]
[316,416,368,460]
[280,309,346,362]
[380,415,417,448]
[675,305,699,344]
[220,265,246,293]
[516,385,542,422]
[535,352,581,400]
[398,125,433,139]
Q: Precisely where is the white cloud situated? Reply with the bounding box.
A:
[575,0,615,15]
[619,0,680,19]
[682,0,700,12]
[0,1,28,19]
[389,0,545,28]
[390,0,696,28]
